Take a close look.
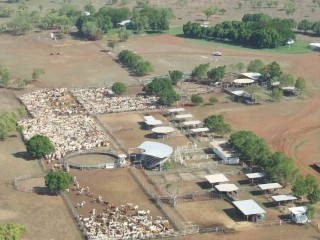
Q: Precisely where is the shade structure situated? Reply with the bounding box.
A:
[240,72,261,80]
[289,206,307,215]
[245,172,266,179]
[233,79,255,84]
[175,114,193,119]
[137,141,173,159]
[143,116,162,126]
[182,120,202,126]
[233,199,265,216]
[258,183,282,191]
[215,184,239,193]
[205,173,229,185]
[152,126,175,134]
[271,195,297,202]
[190,127,209,133]
[168,108,185,113]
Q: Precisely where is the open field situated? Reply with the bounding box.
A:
[0,0,320,239]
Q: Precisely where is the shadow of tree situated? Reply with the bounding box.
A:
[12,151,34,161]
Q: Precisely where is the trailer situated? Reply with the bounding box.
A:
[210,140,240,164]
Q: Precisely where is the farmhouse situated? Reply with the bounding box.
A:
[239,72,262,81]
[210,140,240,164]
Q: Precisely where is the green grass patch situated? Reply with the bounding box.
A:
[294,139,307,153]
[184,38,313,54]
[165,26,183,35]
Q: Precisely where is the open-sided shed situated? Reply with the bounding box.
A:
[233,199,265,221]
[258,183,282,194]
[271,195,297,206]
[205,173,229,187]
[245,172,266,184]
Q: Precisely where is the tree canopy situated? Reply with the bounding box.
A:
[25,135,55,158]
[191,94,203,105]
[247,59,264,72]
[169,70,184,85]
[207,66,226,82]
[229,131,271,163]
[118,50,154,76]
[191,63,210,81]
[203,114,231,136]
[111,82,127,95]
[0,223,27,240]
[183,13,295,48]
[270,88,283,102]
[44,172,73,192]
[0,108,25,140]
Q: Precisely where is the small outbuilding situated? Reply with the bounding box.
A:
[210,140,240,164]
[233,199,265,222]
[245,172,266,185]
[288,206,308,224]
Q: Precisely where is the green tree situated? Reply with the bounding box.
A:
[270,88,283,102]
[84,2,96,14]
[111,82,127,95]
[158,88,181,106]
[45,172,73,193]
[204,114,231,136]
[284,0,296,15]
[209,96,218,105]
[307,187,320,204]
[229,131,271,164]
[265,152,299,186]
[191,94,203,105]
[306,204,316,220]
[191,63,210,81]
[207,66,226,82]
[144,77,172,95]
[298,19,312,33]
[31,68,45,81]
[107,39,118,51]
[0,66,10,87]
[0,5,15,18]
[81,21,103,40]
[25,135,55,158]
[203,7,218,20]
[277,73,296,87]
[117,27,130,42]
[135,61,154,76]
[0,223,27,240]
[292,175,307,200]
[247,59,264,72]
[295,77,306,94]
[261,61,282,82]
[244,84,262,102]
[0,111,18,140]
[169,70,184,85]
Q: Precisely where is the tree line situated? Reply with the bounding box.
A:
[183,13,296,48]
[117,50,154,77]
[297,19,320,35]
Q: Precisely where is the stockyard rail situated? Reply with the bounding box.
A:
[130,166,194,234]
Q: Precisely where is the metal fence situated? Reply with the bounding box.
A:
[14,174,32,192]
[129,166,188,233]
[60,192,87,240]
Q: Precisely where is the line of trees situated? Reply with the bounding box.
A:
[117,50,154,76]
[229,130,320,204]
[297,19,320,35]
[190,63,226,82]
[183,13,296,48]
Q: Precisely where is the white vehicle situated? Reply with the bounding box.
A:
[213,51,222,56]
[286,39,295,45]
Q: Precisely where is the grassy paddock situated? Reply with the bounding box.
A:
[184,38,313,54]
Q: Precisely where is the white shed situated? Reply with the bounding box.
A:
[288,206,308,224]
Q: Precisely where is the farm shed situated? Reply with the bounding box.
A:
[210,140,240,164]
[168,108,185,114]
[288,206,308,224]
[233,199,265,221]
[271,195,297,206]
[143,115,162,128]
[245,172,266,184]
[258,183,282,194]
[205,173,229,188]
